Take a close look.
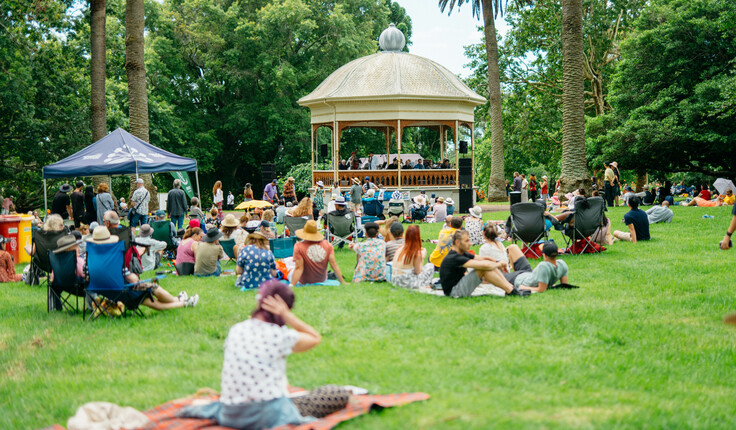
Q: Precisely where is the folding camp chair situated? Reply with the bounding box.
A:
[151,220,177,252]
[359,216,380,238]
[47,250,86,316]
[409,206,427,223]
[28,229,69,287]
[507,202,548,258]
[562,197,606,254]
[219,238,237,265]
[325,212,357,247]
[270,237,298,259]
[85,241,162,319]
[387,200,406,220]
[362,199,384,219]
[284,216,309,237]
[109,225,133,250]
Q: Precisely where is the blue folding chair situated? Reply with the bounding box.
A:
[270,237,298,259]
[85,241,163,319]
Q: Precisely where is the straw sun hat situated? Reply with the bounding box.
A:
[86,226,119,244]
[296,220,324,241]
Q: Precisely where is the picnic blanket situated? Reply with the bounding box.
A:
[41,391,429,430]
[412,283,507,298]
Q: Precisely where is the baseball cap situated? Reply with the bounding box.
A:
[135,178,144,184]
[542,241,559,257]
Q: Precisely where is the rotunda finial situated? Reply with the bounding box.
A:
[379,23,405,52]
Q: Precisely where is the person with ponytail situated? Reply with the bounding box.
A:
[179,280,350,428]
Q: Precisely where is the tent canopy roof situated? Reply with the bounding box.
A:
[43,128,197,179]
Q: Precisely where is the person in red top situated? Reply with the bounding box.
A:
[290,220,345,286]
[699,185,711,201]
[540,175,549,201]
[0,236,22,283]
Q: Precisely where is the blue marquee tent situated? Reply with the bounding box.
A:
[42,128,200,212]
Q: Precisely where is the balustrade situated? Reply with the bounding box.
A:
[312,169,457,188]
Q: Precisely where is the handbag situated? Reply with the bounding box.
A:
[128,190,149,220]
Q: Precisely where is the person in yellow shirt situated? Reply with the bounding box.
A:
[603,161,615,207]
[429,216,463,267]
[724,189,735,205]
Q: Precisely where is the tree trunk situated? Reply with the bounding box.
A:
[90,0,110,193]
[559,0,591,193]
[482,0,506,202]
[125,0,158,211]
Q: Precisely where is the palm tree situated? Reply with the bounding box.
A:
[125,0,157,209]
[439,0,507,201]
[90,0,110,191]
[558,0,590,192]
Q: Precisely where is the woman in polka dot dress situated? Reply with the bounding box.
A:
[178,281,350,428]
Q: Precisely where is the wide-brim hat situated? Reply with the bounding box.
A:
[59,184,73,193]
[288,177,295,182]
[469,206,483,218]
[445,198,454,205]
[413,195,426,205]
[247,231,267,241]
[610,161,618,167]
[138,224,153,237]
[352,177,361,185]
[86,226,119,244]
[204,228,223,243]
[542,175,548,179]
[296,220,323,241]
[316,181,324,188]
[335,196,347,205]
[436,197,445,203]
[54,235,83,253]
[221,214,239,228]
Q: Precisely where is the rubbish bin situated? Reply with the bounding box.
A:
[509,191,522,205]
[17,214,33,263]
[0,215,22,263]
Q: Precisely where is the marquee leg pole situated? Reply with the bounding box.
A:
[195,171,201,203]
[43,178,48,218]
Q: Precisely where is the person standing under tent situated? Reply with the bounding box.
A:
[70,181,85,228]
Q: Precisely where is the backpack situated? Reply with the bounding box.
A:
[124,246,143,275]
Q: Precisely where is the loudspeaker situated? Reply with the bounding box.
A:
[458,158,472,187]
[459,189,473,213]
[320,144,328,157]
[509,191,521,205]
[459,140,469,154]
[261,163,276,184]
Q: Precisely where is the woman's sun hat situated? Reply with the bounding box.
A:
[445,197,454,205]
[54,235,83,253]
[138,224,154,237]
[86,226,119,244]
[296,220,324,241]
[469,206,483,218]
[352,177,361,185]
[203,228,223,243]
[221,214,239,228]
[413,195,426,206]
[316,181,324,188]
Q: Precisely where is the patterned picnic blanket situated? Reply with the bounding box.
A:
[41,391,429,430]
[412,283,507,298]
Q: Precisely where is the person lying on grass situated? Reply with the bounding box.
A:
[85,226,198,309]
[439,230,528,297]
[684,195,729,207]
[513,241,568,293]
[179,281,351,428]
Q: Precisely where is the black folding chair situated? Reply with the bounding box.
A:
[109,225,133,250]
[28,230,69,287]
[508,202,548,258]
[562,197,606,254]
[47,250,87,316]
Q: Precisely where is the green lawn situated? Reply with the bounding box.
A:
[2,205,736,429]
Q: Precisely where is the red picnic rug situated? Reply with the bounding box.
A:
[41,391,430,430]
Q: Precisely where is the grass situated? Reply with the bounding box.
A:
[2,204,736,429]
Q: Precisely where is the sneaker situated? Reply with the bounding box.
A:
[185,294,199,307]
[177,291,188,302]
[508,288,531,297]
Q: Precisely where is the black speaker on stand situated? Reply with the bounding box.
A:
[261,163,276,187]
[458,158,473,213]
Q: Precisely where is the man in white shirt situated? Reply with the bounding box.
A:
[130,178,151,227]
[134,224,166,272]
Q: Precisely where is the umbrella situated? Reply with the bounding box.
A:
[235,200,274,210]
[713,178,736,195]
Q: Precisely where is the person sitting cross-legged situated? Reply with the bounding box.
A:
[290,220,345,286]
[178,281,350,428]
[613,196,650,243]
[646,201,674,224]
[391,225,435,290]
[348,222,386,283]
[195,228,225,276]
[135,224,167,272]
[514,242,569,293]
[85,226,198,309]
[439,230,527,297]
[236,231,278,291]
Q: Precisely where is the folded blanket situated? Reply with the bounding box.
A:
[42,392,429,430]
[411,283,506,298]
